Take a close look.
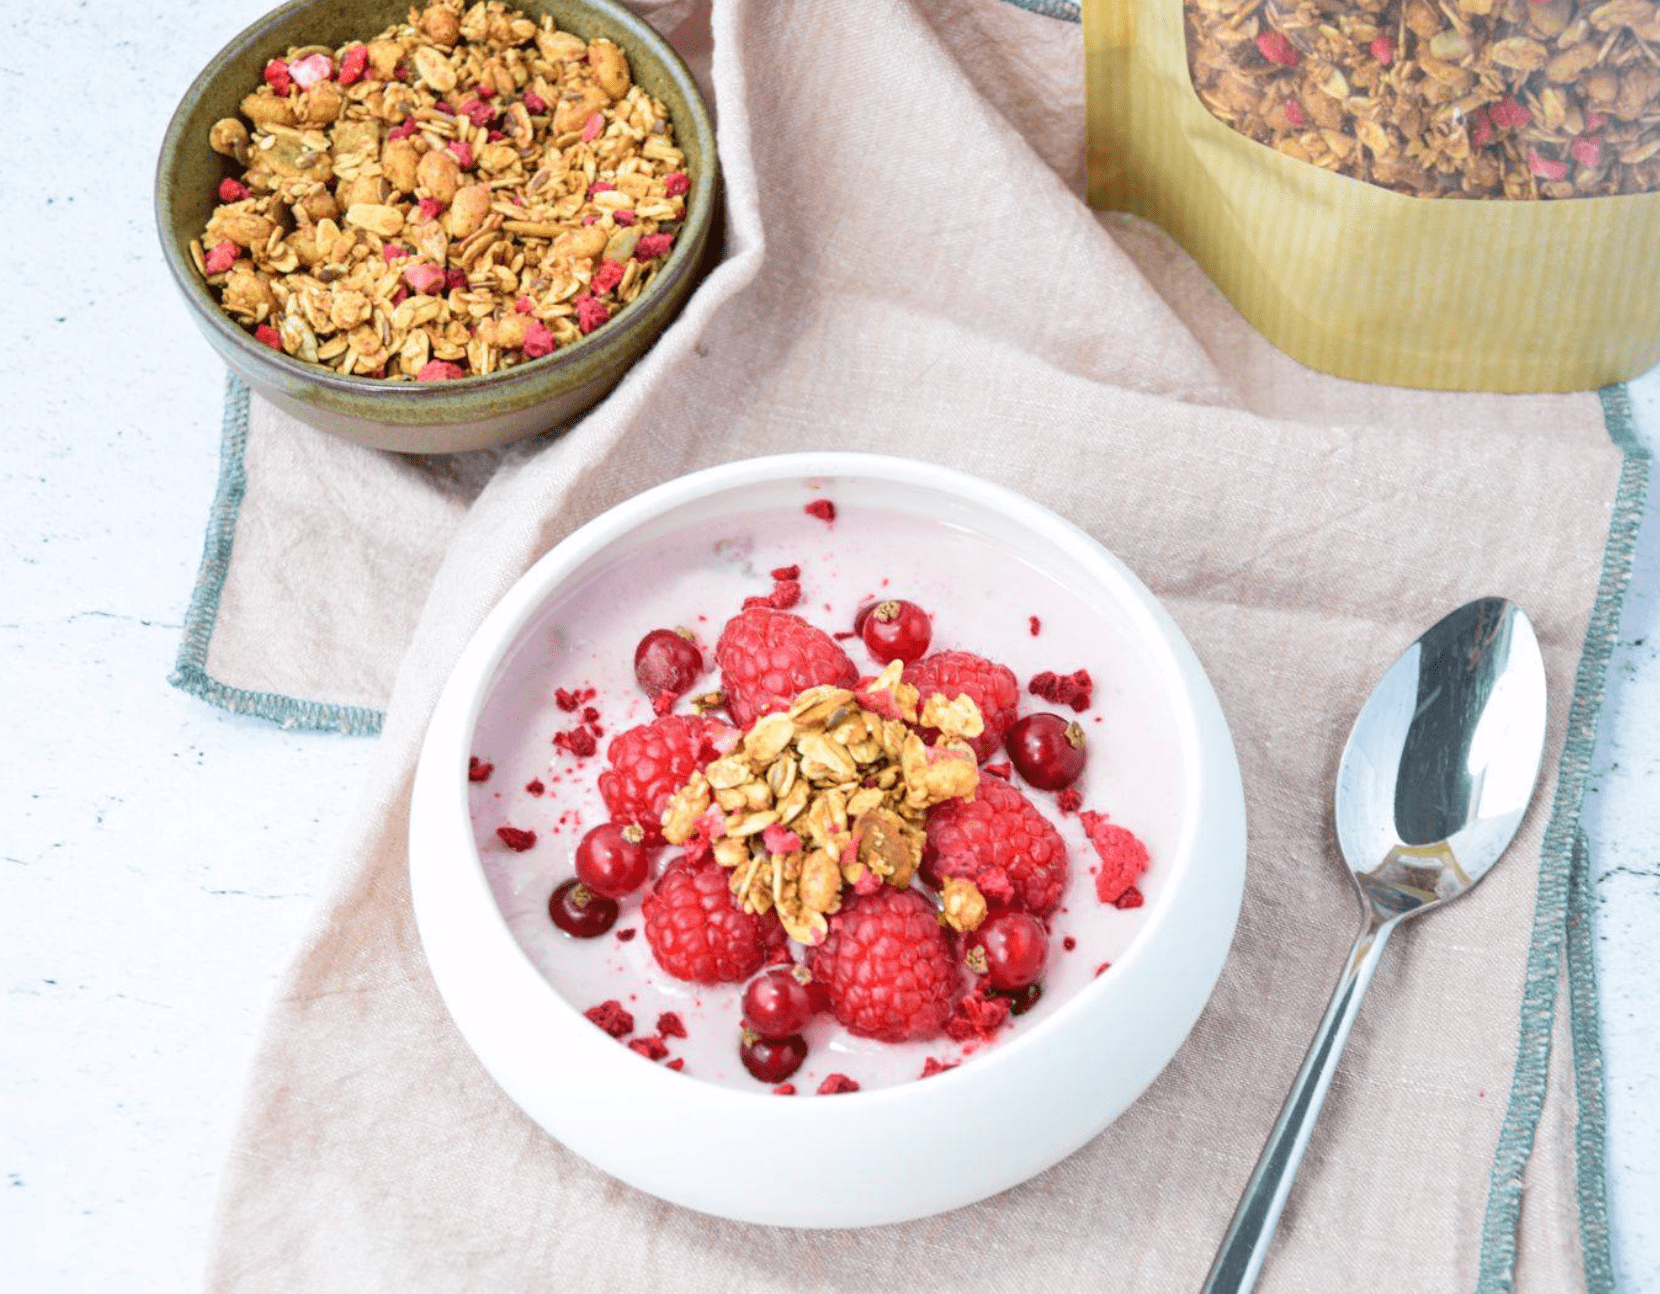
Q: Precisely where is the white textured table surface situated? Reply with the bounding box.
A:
[3,2,1657,1288]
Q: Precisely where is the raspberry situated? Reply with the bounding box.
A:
[643,855,786,983]
[808,888,958,1042]
[1028,615,1041,636]
[628,1035,669,1061]
[584,1000,633,1038]
[612,210,637,227]
[714,607,858,728]
[1079,812,1149,905]
[664,172,690,197]
[656,1011,687,1039]
[1029,668,1093,712]
[903,651,1020,762]
[598,714,734,844]
[924,773,1069,916]
[590,259,625,295]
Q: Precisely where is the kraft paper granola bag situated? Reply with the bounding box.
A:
[1084,0,1660,391]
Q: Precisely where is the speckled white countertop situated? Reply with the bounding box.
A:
[2,1,1656,1288]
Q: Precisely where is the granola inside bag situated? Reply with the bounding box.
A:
[1084,0,1660,389]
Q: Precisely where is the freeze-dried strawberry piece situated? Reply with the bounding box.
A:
[628,1035,670,1061]
[416,360,465,382]
[1528,150,1568,182]
[514,295,535,314]
[217,178,249,203]
[525,778,545,796]
[523,91,547,113]
[1028,615,1041,636]
[612,210,636,227]
[664,172,690,197]
[582,112,604,142]
[1255,30,1299,66]
[634,232,674,260]
[522,321,556,359]
[817,1074,860,1095]
[1029,668,1093,712]
[656,1011,687,1039]
[445,268,468,292]
[554,725,598,758]
[459,97,496,126]
[772,1083,796,1095]
[289,52,332,88]
[574,295,611,334]
[497,825,536,852]
[1114,886,1145,910]
[983,762,1012,781]
[920,1057,958,1079]
[1571,134,1605,169]
[337,44,368,86]
[555,686,595,712]
[404,262,446,294]
[382,245,409,262]
[1369,34,1394,65]
[416,196,443,221]
[388,118,419,140]
[1080,811,1149,905]
[253,324,283,351]
[590,258,625,295]
[1490,96,1531,131]
[447,139,474,168]
[944,986,1010,1042]
[203,241,240,274]
[589,181,615,195]
[584,999,633,1037]
[1056,788,1082,814]
[263,59,293,95]
[467,756,493,782]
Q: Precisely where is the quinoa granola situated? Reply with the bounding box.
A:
[193,0,691,380]
[1185,0,1660,198]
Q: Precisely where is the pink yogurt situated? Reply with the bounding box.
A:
[470,497,1185,1093]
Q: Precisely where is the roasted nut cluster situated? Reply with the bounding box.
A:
[660,663,989,947]
[193,0,690,379]
[1186,0,1660,198]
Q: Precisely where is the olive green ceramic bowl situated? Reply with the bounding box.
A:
[156,0,716,454]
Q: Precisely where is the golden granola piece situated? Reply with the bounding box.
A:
[941,877,989,934]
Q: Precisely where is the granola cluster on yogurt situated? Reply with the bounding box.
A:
[193,0,690,380]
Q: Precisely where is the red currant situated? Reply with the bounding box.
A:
[1005,713,1087,790]
[548,878,618,938]
[573,822,653,898]
[995,981,1044,1016]
[633,628,703,699]
[739,1028,807,1083]
[860,599,931,664]
[742,966,817,1039]
[965,910,1048,990]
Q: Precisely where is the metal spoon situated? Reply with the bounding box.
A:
[1200,597,1548,1294]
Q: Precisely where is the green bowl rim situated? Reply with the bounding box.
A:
[153,0,718,403]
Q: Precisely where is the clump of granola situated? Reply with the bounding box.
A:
[194,0,690,378]
[659,662,986,946]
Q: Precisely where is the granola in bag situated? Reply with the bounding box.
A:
[1186,0,1660,199]
[1083,0,1660,389]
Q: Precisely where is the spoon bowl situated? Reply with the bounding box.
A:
[1337,598,1548,921]
[1201,597,1548,1294]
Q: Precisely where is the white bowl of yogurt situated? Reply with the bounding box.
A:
[409,452,1246,1227]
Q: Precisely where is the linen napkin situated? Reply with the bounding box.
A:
[185,1,1646,1289]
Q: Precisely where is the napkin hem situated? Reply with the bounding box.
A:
[1475,384,1646,1293]
[167,375,385,736]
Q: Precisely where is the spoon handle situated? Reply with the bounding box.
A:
[1199,913,1396,1294]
